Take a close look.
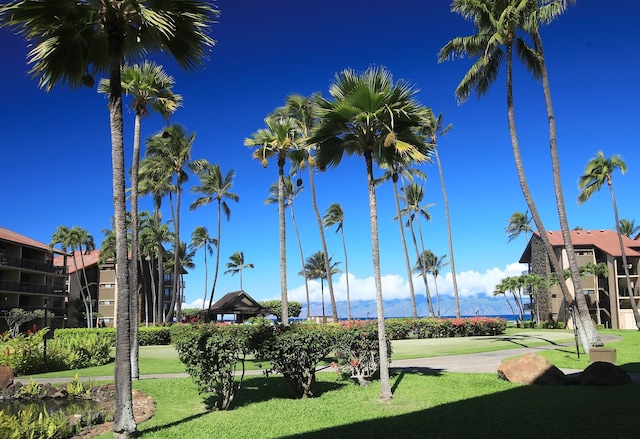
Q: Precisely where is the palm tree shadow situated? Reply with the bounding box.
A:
[133,411,209,437]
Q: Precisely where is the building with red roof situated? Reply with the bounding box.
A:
[520,229,640,329]
[0,227,69,332]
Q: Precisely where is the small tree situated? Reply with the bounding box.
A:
[259,300,302,322]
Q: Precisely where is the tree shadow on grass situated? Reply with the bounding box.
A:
[279,378,640,439]
[133,411,210,437]
[207,374,347,410]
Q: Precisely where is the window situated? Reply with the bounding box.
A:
[583,289,595,295]
[99,283,115,289]
[98,300,115,306]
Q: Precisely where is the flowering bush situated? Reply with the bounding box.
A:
[333,320,391,386]
[0,327,46,375]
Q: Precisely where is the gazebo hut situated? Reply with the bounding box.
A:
[208,290,273,323]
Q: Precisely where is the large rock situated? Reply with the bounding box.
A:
[0,366,14,390]
[578,361,632,386]
[497,353,566,385]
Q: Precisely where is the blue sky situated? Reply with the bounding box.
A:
[2,1,639,316]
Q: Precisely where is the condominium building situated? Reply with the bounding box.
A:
[0,227,68,333]
[520,229,640,329]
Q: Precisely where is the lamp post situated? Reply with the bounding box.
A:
[43,297,49,367]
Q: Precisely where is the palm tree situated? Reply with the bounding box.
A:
[505,211,534,243]
[300,251,341,319]
[618,219,640,239]
[245,116,302,325]
[310,66,430,401]
[164,241,195,318]
[420,110,461,318]
[281,94,339,321]
[224,251,254,291]
[0,2,217,434]
[139,212,172,324]
[438,0,600,351]
[50,226,91,328]
[266,176,311,319]
[578,152,639,329]
[143,124,198,323]
[424,250,449,318]
[190,161,238,315]
[70,226,97,327]
[323,203,352,320]
[99,61,181,379]
[189,227,217,310]
[377,162,425,319]
[401,182,435,317]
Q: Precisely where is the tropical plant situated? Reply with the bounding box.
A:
[99,61,182,380]
[438,0,600,351]
[578,151,639,329]
[245,116,302,324]
[164,241,196,318]
[282,94,339,321]
[323,203,352,319]
[420,109,461,318]
[401,182,435,317]
[618,219,640,239]
[310,66,430,401]
[224,251,254,292]
[505,210,534,243]
[377,161,424,319]
[300,251,341,319]
[0,1,218,434]
[266,175,310,318]
[190,226,217,310]
[190,161,238,314]
[259,300,302,322]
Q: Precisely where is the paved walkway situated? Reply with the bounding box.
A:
[16,339,640,385]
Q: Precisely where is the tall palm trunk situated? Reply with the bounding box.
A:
[71,252,91,328]
[290,199,311,319]
[416,213,435,317]
[78,251,94,328]
[165,191,179,323]
[532,29,604,344]
[206,200,222,314]
[408,217,432,317]
[339,220,352,320]
[278,158,289,324]
[108,37,136,437]
[392,177,418,318]
[607,178,640,328]
[504,41,592,353]
[129,113,141,379]
[433,146,460,317]
[308,165,338,320]
[364,150,391,401]
[202,245,209,309]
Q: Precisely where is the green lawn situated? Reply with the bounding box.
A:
[22,328,640,438]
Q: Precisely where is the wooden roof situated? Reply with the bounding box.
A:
[208,290,272,315]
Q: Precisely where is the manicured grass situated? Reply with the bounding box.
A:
[537,329,640,372]
[89,370,638,438]
[391,329,576,360]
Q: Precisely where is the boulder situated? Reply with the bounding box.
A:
[578,361,632,386]
[497,353,566,385]
[0,366,14,390]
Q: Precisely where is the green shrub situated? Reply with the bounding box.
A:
[138,326,172,346]
[0,404,74,439]
[173,323,255,410]
[0,328,46,375]
[258,322,337,398]
[385,318,413,340]
[54,328,116,346]
[49,331,111,370]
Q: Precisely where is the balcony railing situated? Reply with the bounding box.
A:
[0,280,66,295]
[0,254,67,275]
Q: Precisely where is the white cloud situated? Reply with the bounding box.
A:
[288,262,528,302]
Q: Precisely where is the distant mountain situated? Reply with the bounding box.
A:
[302,293,518,319]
